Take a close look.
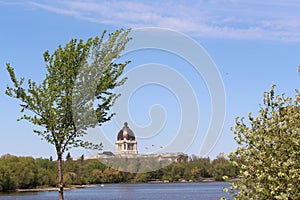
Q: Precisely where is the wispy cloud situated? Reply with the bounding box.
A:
[14,0,300,41]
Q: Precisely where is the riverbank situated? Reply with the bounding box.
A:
[12,178,235,193]
[147,177,216,183]
[15,184,98,193]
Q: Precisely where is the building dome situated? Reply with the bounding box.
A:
[117,122,136,141]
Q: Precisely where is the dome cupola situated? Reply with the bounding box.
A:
[117,122,136,141]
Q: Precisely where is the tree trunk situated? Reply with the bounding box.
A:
[57,152,64,200]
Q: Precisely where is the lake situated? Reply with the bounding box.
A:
[0,182,232,200]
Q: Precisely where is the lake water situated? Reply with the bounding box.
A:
[0,182,232,200]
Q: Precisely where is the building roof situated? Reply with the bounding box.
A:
[117,122,136,141]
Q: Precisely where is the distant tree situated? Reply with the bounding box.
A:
[65,152,72,162]
[102,167,119,183]
[134,173,151,183]
[49,156,53,162]
[223,84,300,199]
[162,163,184,182]
[6,29,131,200]
[80,154,84,163]
[35,158,56,187]
[210,154,236,181]
[91,169,102,183]
[0,154,39,191]
[196,157,211,178]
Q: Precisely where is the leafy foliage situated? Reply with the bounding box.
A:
[6,29,131,153]
[223,85,300,199]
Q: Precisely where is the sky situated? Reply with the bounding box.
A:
[0,0,300,160]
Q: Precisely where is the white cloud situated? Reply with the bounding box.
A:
[22,0,300,41]
[29,1,80,16]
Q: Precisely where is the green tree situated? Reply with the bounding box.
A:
[5,29,131,200]
[224,85,300,199]
[91,169,103,183]
[101,167,120,183]
[0,154,40,191]
[162,163,185,182]
[193,157,211,178]
[210,154,236,181]
[0,155,18,191]
[134,173,151,183]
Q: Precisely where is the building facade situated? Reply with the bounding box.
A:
[115,122,138,155]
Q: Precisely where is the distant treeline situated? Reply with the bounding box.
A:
[0,154,238,192]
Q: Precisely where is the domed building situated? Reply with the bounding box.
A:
[115,122,138,155]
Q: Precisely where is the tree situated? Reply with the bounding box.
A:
[5,29,131,200]
[65,152,72,162]
[210,154,236,181]
[224,85,300,199]
[134,172,151,183]
[80,154,84,163]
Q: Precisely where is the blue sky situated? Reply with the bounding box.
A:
[1,0,300,159]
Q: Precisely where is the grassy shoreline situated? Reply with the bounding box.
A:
[10,178,234,193]
[14,184,98,193]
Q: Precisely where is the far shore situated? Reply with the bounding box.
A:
[9,178,238,193]
[14,184,98,193]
